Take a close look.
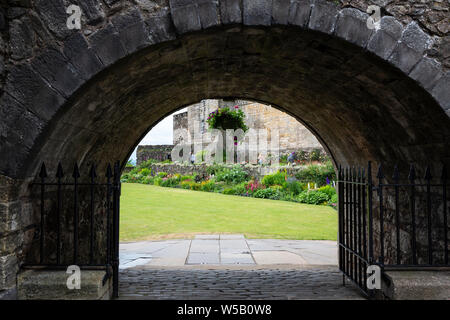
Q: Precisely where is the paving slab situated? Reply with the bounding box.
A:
[147,257,188,267]
[190,239,219,253]
[186,253,220,264]
[195,234,220,240]
[252,251,307,265]
[220,253,255,264]
[220,234,245,240]
[220,239,250,254]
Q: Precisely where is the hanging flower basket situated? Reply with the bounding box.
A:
[206,105,248,132]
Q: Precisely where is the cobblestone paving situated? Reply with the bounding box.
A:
[118,266,364,300]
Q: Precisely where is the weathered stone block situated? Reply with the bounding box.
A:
[10,17,34,60]
[0,232,23,255]
[197,0,220,29]
[77,0,105,25]
[34,0,73,39]
[88,24,128,67]
[389,22,433,74]
[243,0,272,26]
[220,0,241,24]
[5,64,65,122]
[431,72,450,110]
[287,0,312,27]
[145,9,177,43]
[170,0,202,33]
[409,57,443,90]
[381,270,450,300]
[0,93,44,151]
[334,8,374,48]
[111,8,152,53]
[367,16,403,60]
[271,0,290,25]
[0,254,18,290]
[31,47,84,98]
[63,33,104,81]
[17,269,112,300]
[308,0,339,34]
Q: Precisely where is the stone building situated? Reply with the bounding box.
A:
[138,100,324,165]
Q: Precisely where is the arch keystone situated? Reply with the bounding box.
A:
[243,0,273,26]
[334,8,374,48]
[308,0,339,34]
[388,21,434,74]
[367,16,403,60]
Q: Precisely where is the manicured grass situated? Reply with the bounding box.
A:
[120,183,337,241]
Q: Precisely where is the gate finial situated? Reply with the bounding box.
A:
[39,163,47,179]
[72,163,80,179]
[441,164,448,181]
[392,165,399,182]
[408,164,416,181]
[424,166,432,180]
[56,163,64,178]
[89,164,97,179]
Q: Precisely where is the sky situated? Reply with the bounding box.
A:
[128,108,187,164]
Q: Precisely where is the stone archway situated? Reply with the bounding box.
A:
[0,0,449,298]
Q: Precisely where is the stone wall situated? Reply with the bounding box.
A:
[0,0,448,299]
[179,99,324,155]
[137,145,173,165]
[137,162,319,181]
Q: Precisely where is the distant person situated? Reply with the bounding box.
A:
[287,152,295,166]
[258,153,265,165]
[190,152,195,164]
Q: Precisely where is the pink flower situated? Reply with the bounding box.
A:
[234,105,239,109]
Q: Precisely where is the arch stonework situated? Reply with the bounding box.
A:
[0,0,449,296]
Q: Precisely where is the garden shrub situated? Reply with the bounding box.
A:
[284,180,306,196]
[317,185,336,199]
[297,190,329,205]
[157,172,168,178]
[139,159,159,169]
[262,170,287,187]
[139,168,151,176]
[160,177,179,187]
[153,177,163,186]
[200,180,216,192]
[295,161,335,186]
[253,187,281,200]
[330,193,338,203]
[215,166,248,184]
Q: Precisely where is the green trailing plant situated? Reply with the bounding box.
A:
[206,106,248,132]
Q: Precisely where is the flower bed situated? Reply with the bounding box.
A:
[121,162,337,208]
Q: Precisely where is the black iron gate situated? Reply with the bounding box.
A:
[338,162,449,297]
[27,161,121,298]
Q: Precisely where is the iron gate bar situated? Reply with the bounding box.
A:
[362,167,368,290]
[56,163,63,265]
[28,161,120,298]
[408,165,418,265]
[367,161,374,265]
[89,164,96,265]
[393,166,401,265]
[39,163,46,264]
[443,165,448,265]
[425,167,433,265]
[73,164,80,264]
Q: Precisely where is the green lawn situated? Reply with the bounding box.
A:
[120,183,337,241]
